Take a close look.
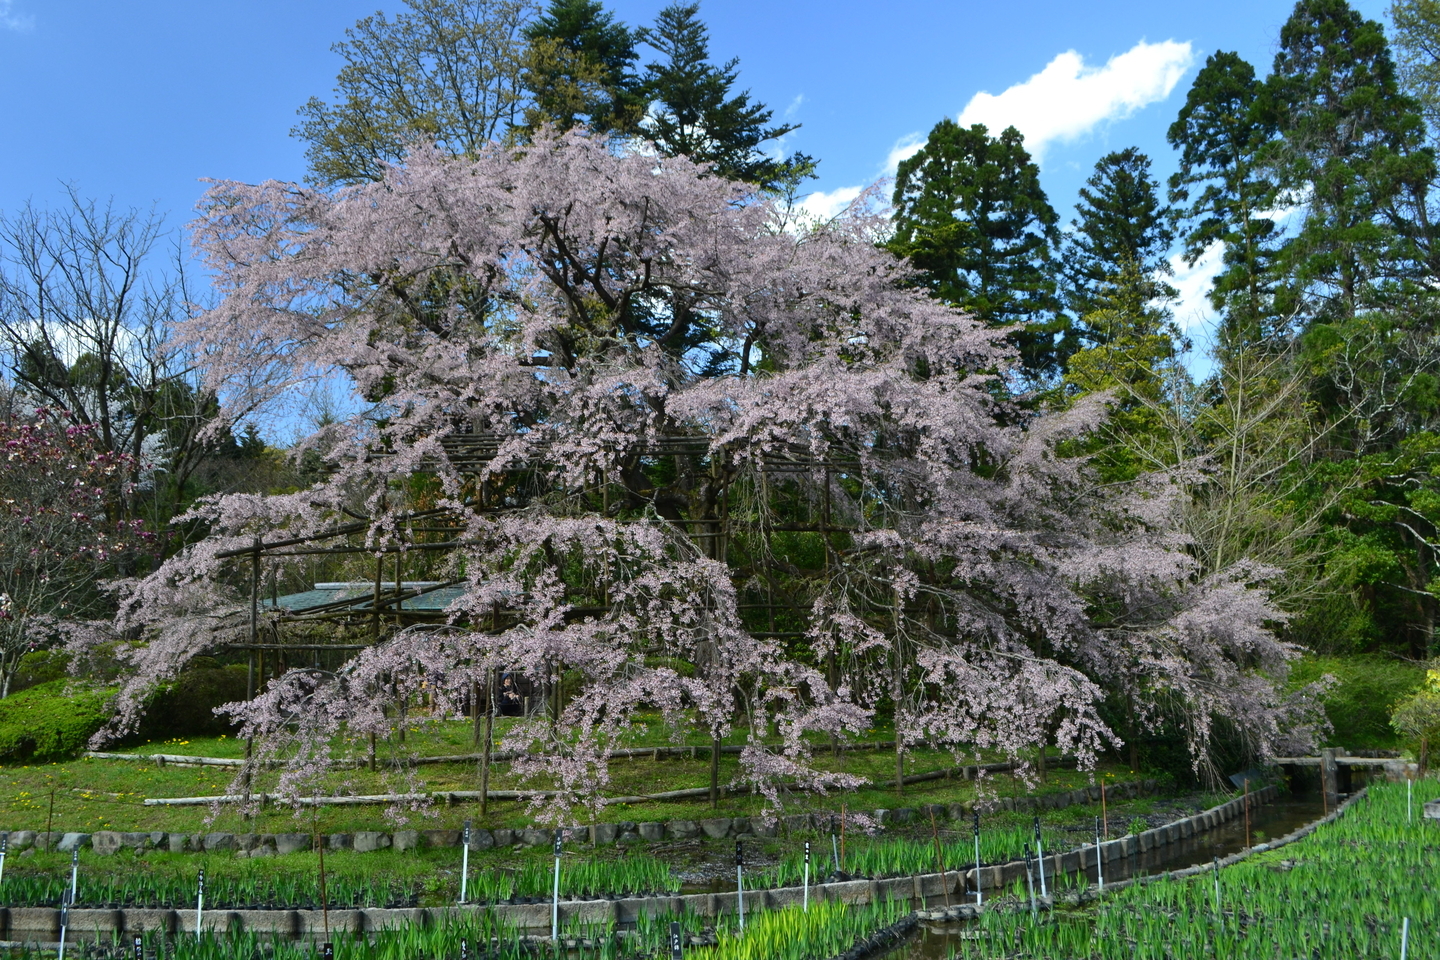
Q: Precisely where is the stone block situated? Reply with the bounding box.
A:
[393,830,421,853]
[1425,798,1440,820]
[591,823,619,845]
[353,831,391,853]
[638,821,665,841]
[8,907,58,938]
[203,833,235,853]
[730,817,752,837]
[328,833,353,851]
[946,803,970,820]
[149,831,167,848]
[56,832,90,852]
[231,909,295,936]
[491,828,516,847]
[235,833,261,852]
[121,831,151,851]
[274,833,311,855]
[467,829,494,851]
[92,831,125,856]
[423,829,461,848]
[749,817,778,838]
[699,818,731,839]
[520,828,551,847]
[668,820,699,840]
[166,833,190,853]
[123,908,178,934]
[6,830,34,851]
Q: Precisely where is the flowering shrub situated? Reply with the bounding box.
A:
[0,406,151,695]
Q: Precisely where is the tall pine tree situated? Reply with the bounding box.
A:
[1266,0,1433,325]
[638,4,814,191]
[888,120,1061,378]
[1059,149,1177,352]
[1167,51,1283,349]
[521,0,644,135]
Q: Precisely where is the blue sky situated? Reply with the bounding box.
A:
[0,0,1394,348]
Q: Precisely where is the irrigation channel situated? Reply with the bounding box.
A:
[885,790,1329,958]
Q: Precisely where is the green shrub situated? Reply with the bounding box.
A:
[137,664,248,740]
[1288,654,1427,749]
[10,650,71,694]
[0,680,113,762]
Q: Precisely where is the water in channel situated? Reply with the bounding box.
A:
[883,789,1330,959]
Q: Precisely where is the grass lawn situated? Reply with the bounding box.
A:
[0,718,1153,835]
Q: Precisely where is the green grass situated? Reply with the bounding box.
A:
[1289,654,1427,750]
[0,718,1145,835]
[946,780,1440,958]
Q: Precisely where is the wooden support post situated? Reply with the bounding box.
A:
[1320,747,1339,810]
[710,736,722,809]
[481,666,495,817]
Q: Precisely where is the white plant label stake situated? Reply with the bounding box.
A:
[1401,917,1410,960]
[670,920,683,959]
[1094,816,1103,892]
[803,840,811,913]
[58,848,77,960]
[1212,857,1221,916]
[459,820,471,904]
[195,866,205,939]
[972,811,982,906]
[551,830,562,941]
[133,934,143,960]
[1023,849,1037,919]
[1033,817,1047,898]
[830,819,840,875]
[1407,776,1413,824]
[735,841,745,932]
[0,832,8,890]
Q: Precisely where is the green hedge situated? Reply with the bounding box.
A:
[0,680,115,762]
[0,663,250,763]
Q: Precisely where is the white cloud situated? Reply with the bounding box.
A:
[957,40,1194,157]
[884,133,925,175]
[0,0,32,31]
[797,185,863,223]
[784,94,805,119]
[1168,241,1222,335]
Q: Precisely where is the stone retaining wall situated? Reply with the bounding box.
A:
[3,778,1161,859]
[0,782,1271,943]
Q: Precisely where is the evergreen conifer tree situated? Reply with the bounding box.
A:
[638,3,814,191]
[1167,51,1284,349]
[888,120,1062,378]
[1266,0,1433,325]
[521,0,643,135]
[1059,149,1177,352]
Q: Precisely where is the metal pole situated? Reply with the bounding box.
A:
[552,830,562,941]
[195,866,205,939]
[972,811,982,906]
[736,841,745,931]
[1024,849,1037,919]
[803,840,810,913]
[1034,817,1047,898]
[1094,816,1103,892]
[1401,917,1410,960]
[460,820,471,904]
